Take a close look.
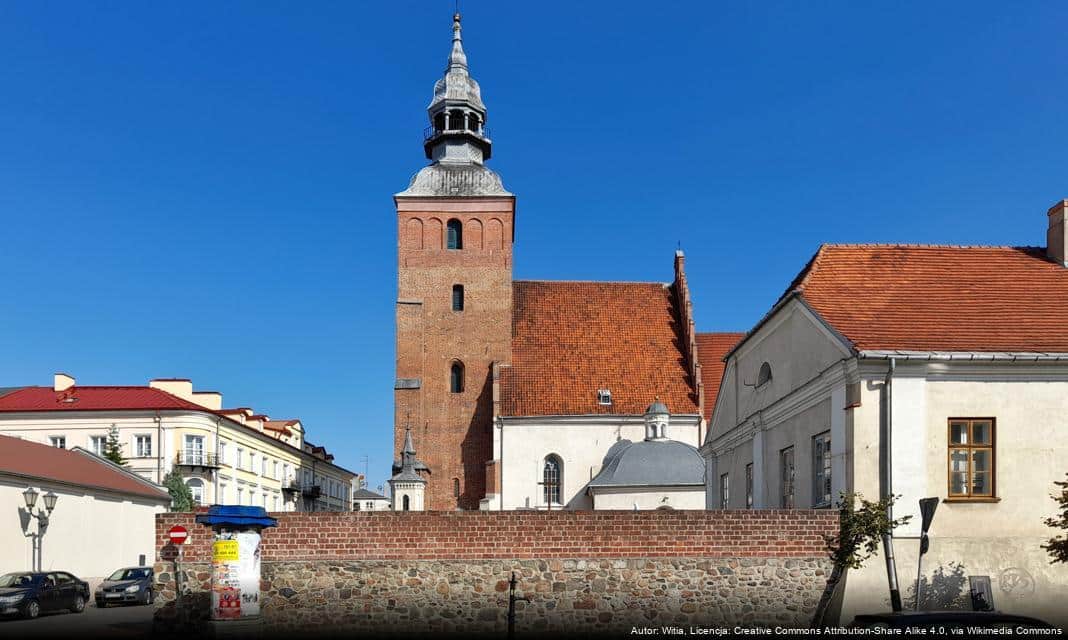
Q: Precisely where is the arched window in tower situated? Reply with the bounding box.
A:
[449,109,465,131]
[757,362,773,387]
[542,455,562,506]
[433,112,446,134]
[453,478,460,498]
[402,495,410,511]
[452,284,464,311]
[446,219,463,250]
[450,361,465,393]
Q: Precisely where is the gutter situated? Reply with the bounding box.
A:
[859,350,1068,362]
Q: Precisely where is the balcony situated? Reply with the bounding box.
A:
[281,480,320,500]
[423,124,491,143]
[175,451,220,469]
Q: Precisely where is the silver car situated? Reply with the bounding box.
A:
[93,567,154,607]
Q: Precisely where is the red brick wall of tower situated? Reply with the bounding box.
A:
[394,195,515,510]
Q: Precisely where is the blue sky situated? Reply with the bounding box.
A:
[1,2,1065,488]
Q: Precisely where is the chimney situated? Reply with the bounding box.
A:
[1048,200,1068,267]
[191,391,223,411]
[53,373,75,392]
[149,378,194,402]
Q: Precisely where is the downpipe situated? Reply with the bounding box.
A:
[882,358,903,611]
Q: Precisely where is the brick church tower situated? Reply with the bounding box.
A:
[392,13,514,510]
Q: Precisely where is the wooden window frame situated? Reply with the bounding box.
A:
[946,417,996,502]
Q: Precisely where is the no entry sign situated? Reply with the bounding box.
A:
[168,525,189,545]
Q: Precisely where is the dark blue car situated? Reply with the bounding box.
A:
[0,571,89,619]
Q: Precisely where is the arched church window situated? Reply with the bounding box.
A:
[402,495,410,511]
[757,362,773,387]
[446,219,463,250]
[542,455,562,506]
[452,284,464,311]
[450,361,465,393]
[453,478,460,498]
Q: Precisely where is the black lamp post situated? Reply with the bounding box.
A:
[22,487,58,571]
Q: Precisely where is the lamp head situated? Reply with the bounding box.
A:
[43,491,58,512]
[22,487,38,510]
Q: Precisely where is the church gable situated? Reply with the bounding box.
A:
[499,280,700,417]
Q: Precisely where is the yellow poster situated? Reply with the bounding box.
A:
[213,539,239,562]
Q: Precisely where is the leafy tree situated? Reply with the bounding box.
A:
[812,492,912,627]
[163,471,194,512]
[1042,473,1068,564]
[102,424,126,466]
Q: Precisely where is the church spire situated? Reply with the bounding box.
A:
[423,12,492,164]
[448,13,468,71]
[398,11,510,197]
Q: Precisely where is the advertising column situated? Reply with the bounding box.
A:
[195,506,277,623]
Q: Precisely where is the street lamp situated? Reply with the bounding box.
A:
[21,487,58,571]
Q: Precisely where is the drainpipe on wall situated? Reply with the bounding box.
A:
[155,412,163,484]
[882,358,903,612]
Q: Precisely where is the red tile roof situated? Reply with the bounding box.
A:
[263,420,297,435]
[696,332,745,421]
[785,245,1068,352]
[0,386,207,412]
[0,435,170,501]
[501,281,699,416]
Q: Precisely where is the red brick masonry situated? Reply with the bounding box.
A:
[156,510,838,563]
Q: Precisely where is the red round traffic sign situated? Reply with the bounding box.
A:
[168,525,189,545]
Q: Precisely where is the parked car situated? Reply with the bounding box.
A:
[850,611,1053,630]
[94,567,155,607]
[0,571,89,619]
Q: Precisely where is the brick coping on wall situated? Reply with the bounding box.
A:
[156,510,837,562]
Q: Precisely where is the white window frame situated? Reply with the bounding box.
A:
[812,431,832,508]
[135,434,152,458]
[90,435,106,456]
[50,436,66,449]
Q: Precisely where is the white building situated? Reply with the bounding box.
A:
[0,434,170,589]
[0,374,356,512]
[702,200,1068,624]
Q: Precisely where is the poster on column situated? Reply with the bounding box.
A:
[211,530,262,619]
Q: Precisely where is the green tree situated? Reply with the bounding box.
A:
[163,471,194,512]
[812,492,912,627]
[102,424,126,466]
[1042,473,1068,564]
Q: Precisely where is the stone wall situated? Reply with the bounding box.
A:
[153,510,837,636]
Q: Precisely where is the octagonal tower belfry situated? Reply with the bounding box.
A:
[392,13,515,510]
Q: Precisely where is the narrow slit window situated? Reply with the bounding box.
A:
[452,284,464,311]
[450,362,465,393]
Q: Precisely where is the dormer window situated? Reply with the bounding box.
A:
[597,389,612,405]
[757,362,773,387]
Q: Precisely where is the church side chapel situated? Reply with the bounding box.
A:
[390,14,736,511]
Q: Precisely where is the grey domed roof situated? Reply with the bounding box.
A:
[398,162,510,197]
[645,399,669,415]
[587,439,704,488]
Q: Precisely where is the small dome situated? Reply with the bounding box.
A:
[588,439,704,488]
[645,399,669,415]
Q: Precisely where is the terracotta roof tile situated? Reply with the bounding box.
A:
[0,435,169,501]
[787,244,1068,352]
[696,332,745,421]
[501,281,699,416]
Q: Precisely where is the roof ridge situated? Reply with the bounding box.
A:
[515,279,670,286]
[794,244,828,294]
[823,243,1046,250]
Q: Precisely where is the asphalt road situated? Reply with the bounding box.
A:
[0,600,152,639]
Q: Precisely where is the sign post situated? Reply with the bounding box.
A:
[167,525,189,595]
[915,497,939,610]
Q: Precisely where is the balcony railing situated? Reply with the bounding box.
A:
[423,125,491,143]
[175,451,219,468]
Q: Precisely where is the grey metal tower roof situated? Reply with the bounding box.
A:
[390,425,426,484]
[587,439,705,488]
[397,13,509,197]
[645,399,670,415]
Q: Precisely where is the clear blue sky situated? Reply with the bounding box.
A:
[1,2,1065,489]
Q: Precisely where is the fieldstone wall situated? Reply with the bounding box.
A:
[152,510,837,636]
